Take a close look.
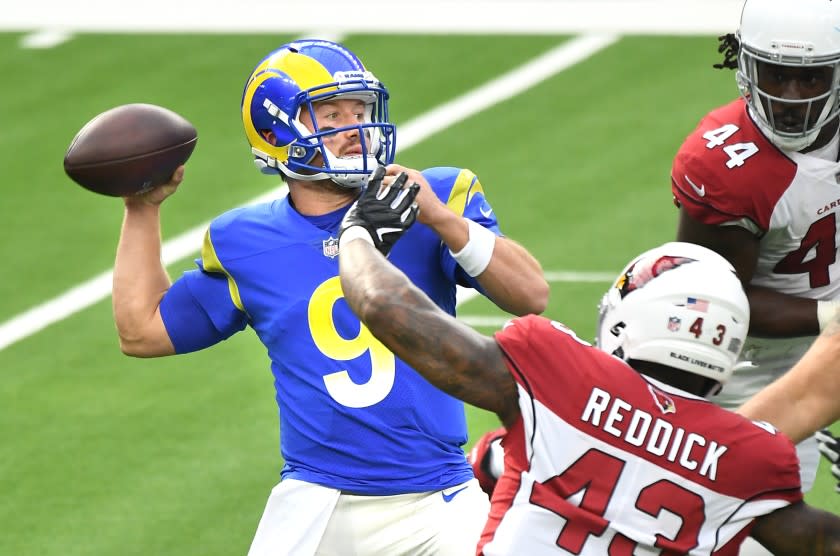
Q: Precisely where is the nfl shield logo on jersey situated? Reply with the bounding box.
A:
[667,316,681,332]
[322,236,340,259]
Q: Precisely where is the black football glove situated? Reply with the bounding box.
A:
[340,166,420,256]
[816,428,840,493]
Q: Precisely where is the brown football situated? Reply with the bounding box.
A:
[63,103,198,197]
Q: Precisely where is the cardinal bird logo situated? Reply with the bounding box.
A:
[617,255,695,298]
[648,384,676,415]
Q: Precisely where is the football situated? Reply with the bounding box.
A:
[63,103,198,197]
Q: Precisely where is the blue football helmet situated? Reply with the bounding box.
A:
[241,40,396,188]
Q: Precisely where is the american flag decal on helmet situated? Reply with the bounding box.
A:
[686,297,709,312]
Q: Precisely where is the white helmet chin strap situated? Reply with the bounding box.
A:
[321,121,383,188]
[752,111,821,152]
[253,146,377,188]
[748,101,825,152]
[322,153,379,188]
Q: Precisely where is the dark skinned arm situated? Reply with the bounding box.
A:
[677,207,820,337]
[751,501,840,555]
[339,236,521,427]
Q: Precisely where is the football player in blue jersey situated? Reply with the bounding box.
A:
[111,39,548,555]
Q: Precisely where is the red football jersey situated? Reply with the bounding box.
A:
[672,98,840,299]
[478,315,802,556]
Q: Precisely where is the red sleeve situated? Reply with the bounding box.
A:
[671,98,797,233]
[494,315,614,410]
[710,418,803,503]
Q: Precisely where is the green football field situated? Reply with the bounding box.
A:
[1,31,838,555]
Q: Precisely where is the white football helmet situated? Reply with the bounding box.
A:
[736,0,840,151]
[597,242,750,395]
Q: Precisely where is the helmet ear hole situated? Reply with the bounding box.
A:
[259,130,275,145]
[606,321,628,359]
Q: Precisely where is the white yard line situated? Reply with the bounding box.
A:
[19,29,73,48]
[0,34,617,352]
[544,271,614,282]
[19,27,348,50]
[457,315,512,328]
[455,270,615,319]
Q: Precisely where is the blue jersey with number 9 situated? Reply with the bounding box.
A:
[160,167,501,494]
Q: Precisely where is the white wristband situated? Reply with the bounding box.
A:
[339,226,374,250]
[817,300,840,331]
[449,219,496,277]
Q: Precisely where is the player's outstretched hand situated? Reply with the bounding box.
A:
[340,165,420,256]
[816,428,840,493]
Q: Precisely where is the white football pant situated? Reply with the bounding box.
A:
[247,478,489,556]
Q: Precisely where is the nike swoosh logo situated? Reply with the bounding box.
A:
[684,174,706,197]
[441,486,468,503]
[479,205,493,218]
[376,227,402,241]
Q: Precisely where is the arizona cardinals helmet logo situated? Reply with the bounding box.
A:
[618,256,695,298]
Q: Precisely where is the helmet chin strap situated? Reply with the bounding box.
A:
[320,124,384,188]
[758,118,820,152]
[255,151,378,189]
[750,105,822,152]
[323,153,380,188]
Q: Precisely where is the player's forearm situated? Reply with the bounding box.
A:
[739,327,840,442]
[737,379,818,444]
[476,237,549,316]
[751,502,840,555]
[340,238,516,417]
[341,238,465,386]
[423,208,471,252]
[746,285,820,337]
[112,204,173,355]
[426,211,548,316]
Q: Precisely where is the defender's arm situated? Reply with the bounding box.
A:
[677,208,820,337]
[751,501,840,555]
[339,235,520,426]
